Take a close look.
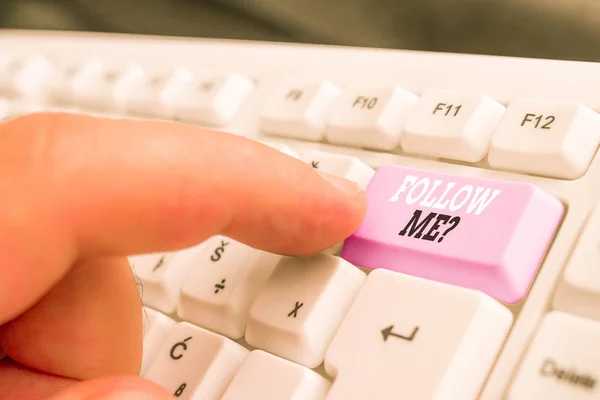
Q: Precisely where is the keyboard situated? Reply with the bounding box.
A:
[1,29,600,400]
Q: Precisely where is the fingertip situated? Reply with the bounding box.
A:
[0,111,370,279]
[292,171,368,254]
[316,171,364,198]
[223,174,367,257]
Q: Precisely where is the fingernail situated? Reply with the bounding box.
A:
[317,171,362,197]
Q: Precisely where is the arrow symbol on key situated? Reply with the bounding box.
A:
[381,325,419,342]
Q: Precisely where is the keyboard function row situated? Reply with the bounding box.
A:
[1,53,600,180]
[263,85,600,180]
[0,54,254,126]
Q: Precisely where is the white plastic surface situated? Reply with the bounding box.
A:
[177,236,281,339]
[488,100,600,179]
[246,255,365,368]
[507,312,600,399]
[324,269,513,400]
[401,90,505,162]
[553,203,600,322]
[299,149,375,189]
[260,80,341,141]
[325,85,418,150]
[144,322,249,400]
[174,73,254,126]
[221,350,331,400]
[130,244,205,314]
[141,308,177,375]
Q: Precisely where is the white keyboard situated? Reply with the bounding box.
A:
[3,29,600,400]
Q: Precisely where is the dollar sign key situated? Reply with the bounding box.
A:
[211,240,229,262]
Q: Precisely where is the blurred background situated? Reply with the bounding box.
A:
[2,0,600,62]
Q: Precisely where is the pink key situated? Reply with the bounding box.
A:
[341,164,564,303]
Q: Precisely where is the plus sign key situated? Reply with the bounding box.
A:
[300,149,375,255]
[177,236,281,339]
[300,149,374,190]
[340,164,564,304]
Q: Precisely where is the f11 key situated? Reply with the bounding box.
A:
[341,165,564,303]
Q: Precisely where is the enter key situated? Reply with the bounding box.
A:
[341,164,564,304]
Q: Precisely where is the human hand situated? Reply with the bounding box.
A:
[0,113,366,399]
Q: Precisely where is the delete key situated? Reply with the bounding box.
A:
[341,164,564,303]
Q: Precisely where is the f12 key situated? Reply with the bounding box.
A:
[341,165,564,303]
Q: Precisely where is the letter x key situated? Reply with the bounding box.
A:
[288,301,304,318]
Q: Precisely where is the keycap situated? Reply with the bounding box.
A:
[68,59,121,110]
[325,85,418,150]
[0,52,12,84]
[141,308,176,375]
[221,350,331,400]
[144,322,248,400]
[48,64,84,105]
[111,64,148,110]
[324,269,512,400]
[258,140,302,159]
[3,102,36,119]
[340,164,564,303]
[0,56,21,95]
[174,73,254,126]
[0,55,54,100]
[401,90,505,162]
[0,54,14,98]
[131,243,205,314]
[553,203,600,321]
[0,98,12,120]
[245,255,365,368]
[488,99,600,179]
[8,102,69,119]
[126,68,194,118]
[300,149,375,189]
[132,252,178,313]
[177,236,281,339]
[260,81,341,141]
[507,312,600,399]
[55,63,143,111]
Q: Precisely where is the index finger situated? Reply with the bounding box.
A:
[0,112,366,322]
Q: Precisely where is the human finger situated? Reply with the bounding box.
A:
[0,112,366,324]
[0,112,366,391]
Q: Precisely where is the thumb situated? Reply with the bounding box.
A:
[49,376,172,400]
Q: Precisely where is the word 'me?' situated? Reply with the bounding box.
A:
[389,175,502,216]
